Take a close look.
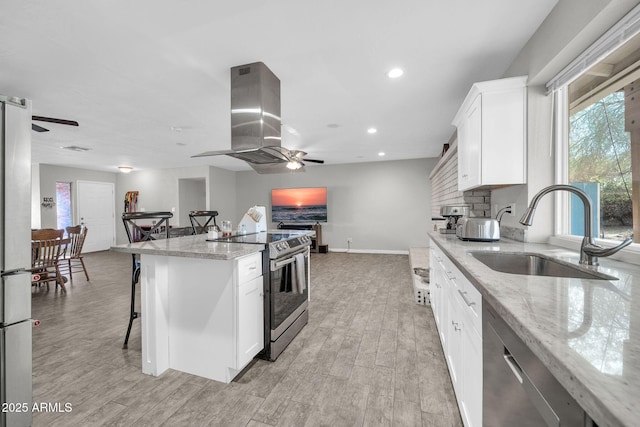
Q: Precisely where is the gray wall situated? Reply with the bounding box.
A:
[113,165,236,244]
[38,160,436,251]
[36,164,117,229]
[236,158,438,253]
[491,0,640,242]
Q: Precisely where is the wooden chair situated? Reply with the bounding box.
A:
[59,225,90,281]
[189,210,219,234]
[31,233,66,290]
[32,228,64,240]
[121,211,173,349]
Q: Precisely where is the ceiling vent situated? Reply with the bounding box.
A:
[61,145,91,152]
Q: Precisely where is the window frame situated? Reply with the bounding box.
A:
[551,87,640,264]
[548,4,640,264]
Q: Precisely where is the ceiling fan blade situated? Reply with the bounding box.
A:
[32,123,50,132]
[303,158,324,164]
[32,115,79,127]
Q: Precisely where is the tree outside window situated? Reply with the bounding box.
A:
[569,90,633,241]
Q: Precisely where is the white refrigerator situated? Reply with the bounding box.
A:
[0,95,33,427]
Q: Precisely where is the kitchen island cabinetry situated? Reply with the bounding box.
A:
[430,243,482,427]
[111,236,265,383]
[452,76,527,191]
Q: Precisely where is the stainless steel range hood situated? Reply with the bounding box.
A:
[194,62,294,173]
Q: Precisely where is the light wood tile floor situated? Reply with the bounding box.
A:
[31,250,462,426]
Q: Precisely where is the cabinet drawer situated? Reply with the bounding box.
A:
[237,252,262,283]
[456,275,482,336]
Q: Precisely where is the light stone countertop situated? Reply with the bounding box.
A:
[428,232,640,427]
[111,234,264,260]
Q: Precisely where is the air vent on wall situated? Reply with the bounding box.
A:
[61,145,91,152]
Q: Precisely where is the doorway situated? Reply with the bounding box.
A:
[76,180,116,252]
[178,178,206,227]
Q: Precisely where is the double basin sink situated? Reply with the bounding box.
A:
[469,251,617,281]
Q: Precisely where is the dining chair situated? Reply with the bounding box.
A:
[189,210,219,234]
[31,228,67,289]
[59,225,90,281]
[32,228,64,240]
[121,211,173,349]
[31,236,66,290]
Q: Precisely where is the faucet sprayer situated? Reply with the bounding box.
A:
[520,185,632,266]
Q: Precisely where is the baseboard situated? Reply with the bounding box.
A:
[328,248,409,255]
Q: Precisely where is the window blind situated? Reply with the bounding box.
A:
[546,3,640,92]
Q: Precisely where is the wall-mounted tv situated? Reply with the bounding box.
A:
[271,187,327,223]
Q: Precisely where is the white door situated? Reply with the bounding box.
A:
[76,181,116,252]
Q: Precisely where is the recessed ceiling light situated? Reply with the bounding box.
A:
[367,127,377,134]
[170,126,183,132]
[387,68,404,78]
[378,152,386,157]
[118,166,133,173]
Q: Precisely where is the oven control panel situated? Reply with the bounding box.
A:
[269,235,312,259]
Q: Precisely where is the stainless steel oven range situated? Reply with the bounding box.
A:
[212,231,312,361]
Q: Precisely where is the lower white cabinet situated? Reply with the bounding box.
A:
[140,251,264,383]
[429,253,448,346]
[236,274,264,369]
[430,242,482,427]
[235,252,264,370]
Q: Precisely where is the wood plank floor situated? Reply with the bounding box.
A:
[31,250,463,426]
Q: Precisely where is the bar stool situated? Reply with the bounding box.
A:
[121,211,172,349]
[188,210,219,234]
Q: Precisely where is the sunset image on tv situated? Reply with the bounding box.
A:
[271,187,327,222]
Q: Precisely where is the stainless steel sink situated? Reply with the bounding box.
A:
[469,251,618,280]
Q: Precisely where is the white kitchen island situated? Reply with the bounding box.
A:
[111,235,265,383]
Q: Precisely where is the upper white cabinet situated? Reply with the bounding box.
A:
[452,76,527,191]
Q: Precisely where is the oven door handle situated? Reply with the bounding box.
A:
[270,246,309,270]
[272,257,296,270]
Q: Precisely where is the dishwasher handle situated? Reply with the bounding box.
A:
[503,346,560,427]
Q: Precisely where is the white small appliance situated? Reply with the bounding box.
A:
[238,206,267,234]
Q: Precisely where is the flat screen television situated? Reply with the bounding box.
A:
[271,187,327,223]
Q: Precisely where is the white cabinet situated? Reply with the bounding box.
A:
[235,254,264,369]
[456,94,482,189]
[452,75,527,191]
[429,242,482,427]
[140,251,264,383]
[447,285,464,398]
[429,251,448,346]
[461,324,482,427]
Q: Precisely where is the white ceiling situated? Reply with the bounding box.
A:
[1,0,558,173]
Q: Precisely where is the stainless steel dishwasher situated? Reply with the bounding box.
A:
[483,304,595,427]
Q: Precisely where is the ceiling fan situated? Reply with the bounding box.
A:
[285,149,324,170]
[31,115,79,132]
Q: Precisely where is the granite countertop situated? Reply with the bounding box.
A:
[428,232,640,427]
[111,234,264,260]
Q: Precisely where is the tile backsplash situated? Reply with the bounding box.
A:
[430,147,492,219]
[430,144,528,242]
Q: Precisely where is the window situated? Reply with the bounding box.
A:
[552,16,640,245]
[56,182,72,230]
[568,88,632,241]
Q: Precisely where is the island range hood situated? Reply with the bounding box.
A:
[194,62,324,173]
[194,62,290,173]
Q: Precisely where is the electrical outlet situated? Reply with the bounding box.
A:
[509,203,516,216]
[171,207,176,212]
